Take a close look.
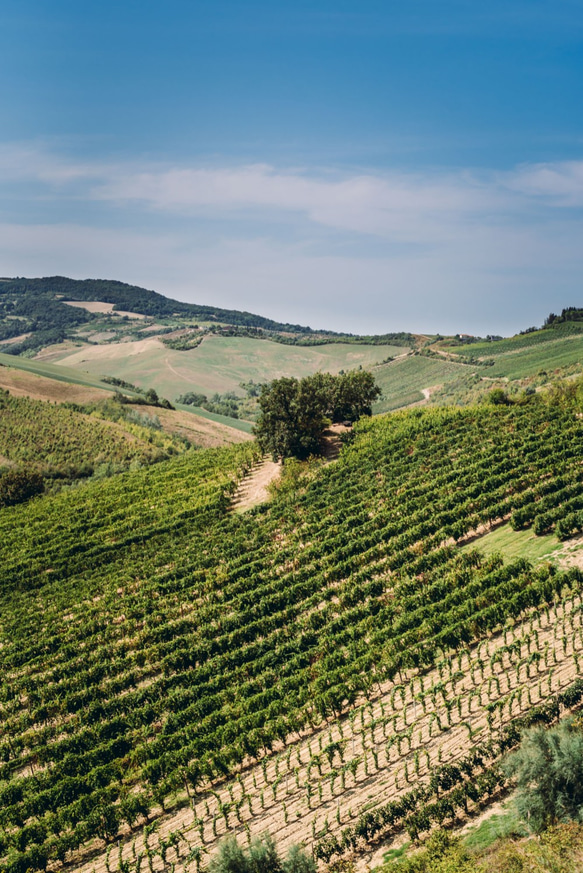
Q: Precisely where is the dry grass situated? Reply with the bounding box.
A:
[140,405,254,448]
[0,366,114,403]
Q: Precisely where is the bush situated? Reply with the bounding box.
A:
[489,389,509,406]
[209,835,315,873]
[383,830,476,871]
[504,719,583,832]
[0,469,44,507]
[532,514,552,536]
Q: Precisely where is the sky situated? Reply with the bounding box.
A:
[0,0,582,335]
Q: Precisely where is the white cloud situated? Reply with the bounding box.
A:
[0,144,582,334]
[504,160,583,206]
[92,163,512,246]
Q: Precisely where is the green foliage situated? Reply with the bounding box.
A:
[176,391,209,407]
[383,830,475,872]
[504,719,583,832]
[254,370,380,459]
[0,469,44,507]
[0,276,313,339]
[254,375,330,460]
[2,396,583,870]
[209,835,315,873]
[489,389,509,406]
[380,823,583,873]
[101,375,144,393]
[0,392,179,483]
[545,307,583,326]
[176,391,245,419]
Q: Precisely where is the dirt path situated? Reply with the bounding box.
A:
[321,423,351,460]
[231,426,350,511]
[231,458,282,511]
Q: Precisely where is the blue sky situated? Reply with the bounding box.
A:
[0,1,582,334]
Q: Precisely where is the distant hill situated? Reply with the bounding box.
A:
[0,275,415,355]
[0,275,313,331]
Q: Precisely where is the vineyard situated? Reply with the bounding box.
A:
[1,393,583,872]
[0,393,186,485]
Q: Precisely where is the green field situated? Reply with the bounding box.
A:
[48,335,406,400]
[372,354,470,411]
[461,522,568,564]
[173,402,254,433]
[486,334,583,379]
[443,322,583,358]
[0,352,253,444]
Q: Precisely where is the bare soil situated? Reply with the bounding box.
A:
[231,458,282,510]
[63,301,116,313]
[231,425,349,511]
[135,406,254,449]
[321,423,351,460]
[554,533,583,571]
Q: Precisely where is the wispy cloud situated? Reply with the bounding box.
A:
[1,143,582,334]
[505,160,583,206]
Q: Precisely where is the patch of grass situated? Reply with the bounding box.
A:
[382,843,411,863]
[51,335,404,400]
[460,523,561,564]
[174,402,254,433]
[463,808,527,852]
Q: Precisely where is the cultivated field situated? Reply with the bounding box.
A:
[2,395,583,873]
[48,336,406,400]
[372,355,470,412]
[72,590,583,873]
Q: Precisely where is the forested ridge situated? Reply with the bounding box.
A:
[2,386,583,872]
[0,277,313,337]
[0,277,414,354]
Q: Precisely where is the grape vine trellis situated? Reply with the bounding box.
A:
[1,397,583,872]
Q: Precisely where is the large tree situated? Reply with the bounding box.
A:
[253,370,381,460]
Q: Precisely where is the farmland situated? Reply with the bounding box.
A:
[0,393,179,479]
[0,359,253,449]
[371,355,469,412]
[48,336,405,402]
[1,389,583,872]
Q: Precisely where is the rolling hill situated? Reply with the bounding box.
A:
[2,386,583,873]
[2,281,583,872]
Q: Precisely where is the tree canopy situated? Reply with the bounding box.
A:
[253,369,381,460]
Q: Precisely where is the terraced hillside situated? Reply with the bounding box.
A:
[1,391,583,873]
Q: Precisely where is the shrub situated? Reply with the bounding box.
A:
[0,469,44,507]
[209,834,315,873]
[504,719,583,832]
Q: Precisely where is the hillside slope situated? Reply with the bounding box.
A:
[2,389,583,872]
